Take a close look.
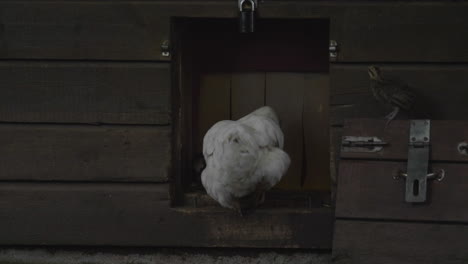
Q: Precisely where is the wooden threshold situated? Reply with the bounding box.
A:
[0,182,334,249]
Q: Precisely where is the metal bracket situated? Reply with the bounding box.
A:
[458,142,468,155]
[403,120,432,203]
[329,40,338,61]
[161,40,170,57]
[341,136,388,153]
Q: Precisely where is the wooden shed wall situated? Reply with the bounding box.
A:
[0,0,467,249]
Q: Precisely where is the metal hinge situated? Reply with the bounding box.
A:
[161,39,170,57]
[341,136,388,153]
[329,40,338,61]
[394,120,445,203]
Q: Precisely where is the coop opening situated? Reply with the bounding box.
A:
[172,18,330,208]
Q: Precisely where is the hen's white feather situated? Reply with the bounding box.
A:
[201,106,290,210]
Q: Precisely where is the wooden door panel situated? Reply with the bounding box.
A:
[231,73,265,120]
[303,74,330,190]
[266,73,305,189]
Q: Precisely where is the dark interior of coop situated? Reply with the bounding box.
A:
[172,18,331,208]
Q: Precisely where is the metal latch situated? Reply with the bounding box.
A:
[341,136,388,153]
[394,120,444,203]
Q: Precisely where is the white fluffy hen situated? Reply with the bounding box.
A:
[201,106,290,214]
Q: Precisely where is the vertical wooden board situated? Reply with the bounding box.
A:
[266,73,304,189]
[330,126,343,203]
[194,74,231,154]
[302,74,330,191]
[231,73,265,120]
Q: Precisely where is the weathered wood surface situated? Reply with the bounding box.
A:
[183,190,331,209]
[333,220,468,264]
[266,73,305,189]
[194,74,231,154]
[0,62,170,124]
[331,3,468,62]
[0,1,237,61]
[303,74,330,191]
[340,119,468,162]
[336,160,468,222]
[330,65,468,126]
[0,124,171,182]
[2,2,468,62]
[231,73,265,120]
[0,183,333,248]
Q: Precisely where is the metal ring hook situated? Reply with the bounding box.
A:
[458,142,468,155]
[394,169,445,182]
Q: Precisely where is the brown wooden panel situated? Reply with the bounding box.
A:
[333,220,468,264]
[0,62,170,124]
[0,124,171,182]
[330,65,468,126]
[336,160,468,222]
[0,183,333,248]
[194,74,231,154]
[266,73,304,189]
[340,119,468,162]
[231,73,265,120]
[303,74,330,191]
[0,2,236,61]
[333,4,468,62]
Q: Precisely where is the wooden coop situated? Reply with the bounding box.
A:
[0,1,467,263]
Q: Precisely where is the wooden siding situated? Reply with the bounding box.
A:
[1,2,468,62]
[0,62,170,125]
[0,124,171,182]
[333,220,468,264]
[0,0,467,250]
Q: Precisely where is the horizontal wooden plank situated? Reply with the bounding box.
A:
[0,183,333,248]
[183,190,332,209]
[0,2,237,60]
[340,119,468,162]
[333,3,468,62]
[0,124,171,182]
[6,2,468,62]
[333,220,468,264]
[0,62,170,124]
[336,160,468,222]
[330,65,468,126]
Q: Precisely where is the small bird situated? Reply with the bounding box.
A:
[201,106,290,215]
[368,66,415,125]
